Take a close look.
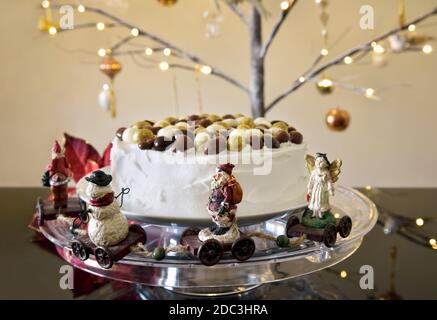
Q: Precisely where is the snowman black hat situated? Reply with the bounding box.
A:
[85,170,112,186]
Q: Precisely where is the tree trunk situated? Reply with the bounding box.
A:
[249,6,265,118]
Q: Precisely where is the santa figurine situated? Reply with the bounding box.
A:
[85,170,129,246]
[198,163,243,242]
[42,141,71,209]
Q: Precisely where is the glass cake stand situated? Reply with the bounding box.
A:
[39,186,377,296]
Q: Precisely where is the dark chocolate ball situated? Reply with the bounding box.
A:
[170,135,194,152]
[116,127,126,140]
[289,131,303,144]
[204,135,227,155]
[271,120,289,126]
[263,134,280,149]
[153,136,172,151]
[249,135,264,150]
[138,138,154,150]
[275,130,290,144]
[197,118,213,128]
[188,114,201,122]
[287,126,297,133]
[222,114,235,120]
[150,126,162,135]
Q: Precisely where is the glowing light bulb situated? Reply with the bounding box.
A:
[365,88,375,98]
[365,185,372,191]
[416,218,424,227]
[200,65,212,75]
[159,61,170,71]
[48,26,57,35]
[145,48,153,56]
[373,44,385,54]
[429,238,436,246]
[131,28,139,37]
[321,48,329,56]
[163,48,172,56]
[97,48,107,57]
[41,0,50,9]
[299,76,305,83]
[344,56,353,65]
[96,22,105,31]
[77,4,86,13]
[102,83,110,90]
[423,44,433,54]
[340,270,347,278]
[408,24,416,32]
[280,1,290,11]
[334,213,340,219]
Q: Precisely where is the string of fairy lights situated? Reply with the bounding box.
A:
[39,0,434,119]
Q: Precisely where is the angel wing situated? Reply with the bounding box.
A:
[305,154,315,174]
[329,159,343,183]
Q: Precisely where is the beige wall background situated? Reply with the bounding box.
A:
[1,0,436,187]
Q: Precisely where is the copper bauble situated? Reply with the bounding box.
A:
[99,56,122,79]
[158,0,178,6]
[325,108,350,131]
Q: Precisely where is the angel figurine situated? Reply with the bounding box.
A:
[305,153,342,219]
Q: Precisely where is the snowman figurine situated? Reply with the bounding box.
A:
[85,170,129,246]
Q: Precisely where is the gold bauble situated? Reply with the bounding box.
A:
[325,108,350,131]
[317,77,335,95]
[38,16,58,32]
[99,56,122,79]
[158,0,178,6]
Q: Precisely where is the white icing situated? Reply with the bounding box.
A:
[110,138,308,220]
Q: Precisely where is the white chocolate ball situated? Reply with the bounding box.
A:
[206,124,226,134]
[254,117,272,128]
[223,118,239,128]
[122,127,138,144]
[194,132,210,151]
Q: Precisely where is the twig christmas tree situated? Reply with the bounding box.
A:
[41,0,436,118]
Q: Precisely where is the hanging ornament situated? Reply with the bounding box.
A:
[99,56,121,118]
[404,32,434,47]
[203,10,224,39]
[38,16,56,32]
[388,34,407,52]
[325,107,350,131]
[98,84,117,118]
[316,77,335,95]
[99,55,122,79]
[158,0,177,6]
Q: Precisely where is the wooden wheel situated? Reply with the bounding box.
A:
[323,223,337,248]
[286,216,300,235]
[338,216,352,238]
[180,227,201,244]
[231,237,255,262]
[94,247,114,269]
[129,224,147,244]
[198,239,223,266]
[71,240,89,261]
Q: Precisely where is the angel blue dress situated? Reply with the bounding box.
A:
[308,168,334,216]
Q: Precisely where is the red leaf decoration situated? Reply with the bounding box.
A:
[101,143,112,167]
[64,133,104,182]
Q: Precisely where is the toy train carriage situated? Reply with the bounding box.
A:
[36,196,87,227]
[286,209,352,248]
[70,224,147,269]
[180,227,256,266]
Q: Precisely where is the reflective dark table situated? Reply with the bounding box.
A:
[1,187,436,299]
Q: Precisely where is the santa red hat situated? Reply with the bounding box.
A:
[217,163,235,175]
